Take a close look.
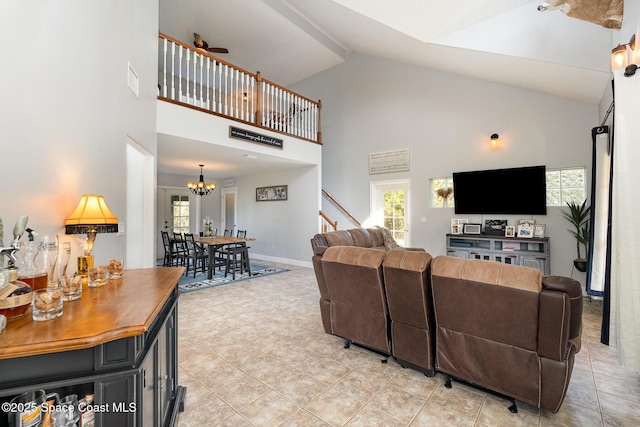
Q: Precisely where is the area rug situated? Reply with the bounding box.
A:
[177,263,289,293]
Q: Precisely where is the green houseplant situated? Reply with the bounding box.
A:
[561,200,591,272]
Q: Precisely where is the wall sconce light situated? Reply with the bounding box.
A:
[243,92,248,102]
[65,194,119,280]
[611,34,638,77]
[490,133,500,149]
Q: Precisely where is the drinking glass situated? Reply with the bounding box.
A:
[32,285,64,321]
[36,235,59,286]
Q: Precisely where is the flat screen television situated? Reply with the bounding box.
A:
[452,165,547,215]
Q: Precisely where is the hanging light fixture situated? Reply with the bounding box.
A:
[611,34,636,74]
[187,164,216,196]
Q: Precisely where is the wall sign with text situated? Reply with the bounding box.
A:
[229,126,283,149]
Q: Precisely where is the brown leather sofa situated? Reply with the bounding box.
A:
[320,246,391,354]
[383,249,435,376]
[310,227,410,334]
[430,256,583,413]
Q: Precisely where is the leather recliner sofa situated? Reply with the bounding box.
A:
[310,227,423,334]
[430,256,582,413]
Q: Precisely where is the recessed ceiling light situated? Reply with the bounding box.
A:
[244,154,258,159]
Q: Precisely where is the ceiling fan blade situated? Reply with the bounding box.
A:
[193,32,205,49]
[208,47,229,54]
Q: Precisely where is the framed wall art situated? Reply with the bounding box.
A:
[256,185,288,201]
[505,226,516,238]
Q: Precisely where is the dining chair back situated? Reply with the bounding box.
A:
[184,232,208,278]
[172,232,188,266]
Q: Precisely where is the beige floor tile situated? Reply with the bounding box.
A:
[475,395,539,427]
[411,399,477,426]
[539,399,603,427]
[347,405,408,426]
[279,409,330,426]
[427,382,486,420]
[239,390,301,426]
[214,372,271,410]
[176,393,235,426]
[367,384,427,424]
[304,387,365,426]
[598,391,640,425]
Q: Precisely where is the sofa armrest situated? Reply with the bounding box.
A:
[543,275,583,352]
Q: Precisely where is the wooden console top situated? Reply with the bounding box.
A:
[0,267,184,360]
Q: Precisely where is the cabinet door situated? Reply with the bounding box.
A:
[96,374,137,427]
[493,254,519,266]
[158,311,176,426]
[446,249,469,259]
[520,255,549,274]
[141,344,157,426]
[468,251,492,261]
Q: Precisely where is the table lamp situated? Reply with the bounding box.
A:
[65,194,118,281]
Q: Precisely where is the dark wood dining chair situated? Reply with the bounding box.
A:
[184,233,208,278]
[223,229,251,279]
[172,232,188,267]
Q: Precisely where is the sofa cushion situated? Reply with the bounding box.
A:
[431,256,542,293]
[348,228,374,247]
[323,230,355,247]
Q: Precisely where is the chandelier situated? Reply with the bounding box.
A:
[187,164,216,196]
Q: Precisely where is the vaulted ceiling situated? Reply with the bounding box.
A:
[158,0,618,178]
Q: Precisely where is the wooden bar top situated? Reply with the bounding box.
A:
[0,267,185,360]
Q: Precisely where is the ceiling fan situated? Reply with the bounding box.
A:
[193,33,229,54]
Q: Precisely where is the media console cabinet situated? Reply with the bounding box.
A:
[0,267,186,427]
[446,233,550,275]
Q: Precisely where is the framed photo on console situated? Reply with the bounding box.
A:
[533,224,546,238]
[463,223,482,235]
[451,219,468,234]
[517,223,533,238]
[505,226,516,238]
[484,219,507,236]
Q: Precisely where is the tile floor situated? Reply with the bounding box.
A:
[176,263,640,426]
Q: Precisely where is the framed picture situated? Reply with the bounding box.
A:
[484,219,507,236]
[256,185,288,201]
[463,223,482,235]
[517,223,534,238]
[533,224,546,238]
[518,219,537,226]
[451,219,468,234]
[505,226,516,238]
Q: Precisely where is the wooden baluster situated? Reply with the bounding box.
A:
[199,54,204,108]
[223,64,229,116]
[178,47,183,103]
[240,72,246,121]
[162,38,167,97]
[170,41,176,100]
[206,56,210,110]
[255,72,262,125]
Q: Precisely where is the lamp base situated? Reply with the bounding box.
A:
[77,255,95,285]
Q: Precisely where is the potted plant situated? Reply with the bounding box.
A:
[561,200,591,272]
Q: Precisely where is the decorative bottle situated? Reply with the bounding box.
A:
[0,268,33,320]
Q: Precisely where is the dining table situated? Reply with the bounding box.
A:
[194,235,256,279]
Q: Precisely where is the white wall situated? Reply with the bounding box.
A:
[292,53,599,277]
[0,1,159,267]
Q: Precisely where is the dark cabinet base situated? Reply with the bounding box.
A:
[0,287,185,427]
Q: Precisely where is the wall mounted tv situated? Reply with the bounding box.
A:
[452,165,547,215]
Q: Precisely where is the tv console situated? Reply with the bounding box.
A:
[446,233,550,275]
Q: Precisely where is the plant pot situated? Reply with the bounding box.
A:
[573,259,588,273]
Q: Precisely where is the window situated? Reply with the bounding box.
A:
[430,177,454,208]
[171,195,190,233]
[546,167,586,206]
[383,190,406,244]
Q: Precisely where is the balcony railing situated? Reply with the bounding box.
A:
[158,33,322,144]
